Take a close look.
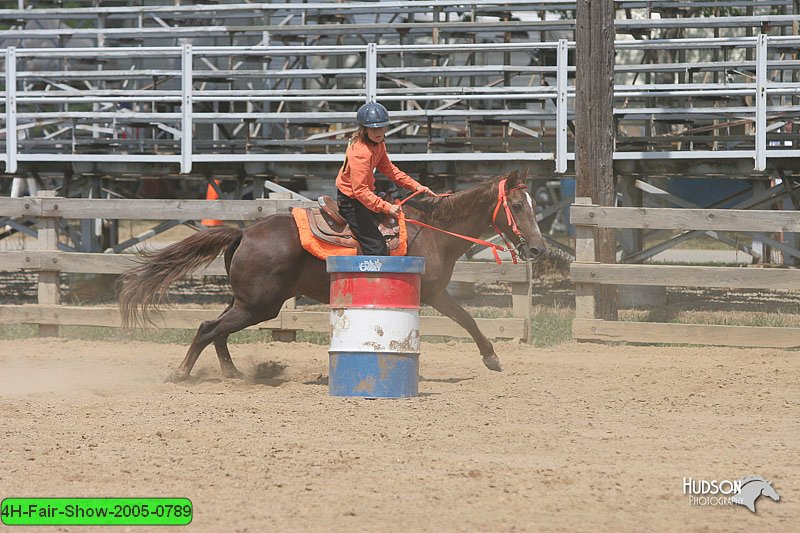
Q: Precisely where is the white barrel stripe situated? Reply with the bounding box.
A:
[329,308,420,354]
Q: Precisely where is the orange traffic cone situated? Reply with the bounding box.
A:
[202,180,223,227]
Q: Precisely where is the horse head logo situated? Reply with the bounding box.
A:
[732,476,780,513]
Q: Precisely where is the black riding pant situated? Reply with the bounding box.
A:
[337,191,388,256]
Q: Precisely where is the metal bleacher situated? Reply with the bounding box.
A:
[0,0,799,196]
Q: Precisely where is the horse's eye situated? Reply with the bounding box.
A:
[511,203,523,211]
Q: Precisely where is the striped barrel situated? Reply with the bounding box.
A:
[326,255,426,398]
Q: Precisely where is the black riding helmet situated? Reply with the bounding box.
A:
[356,101,390,128]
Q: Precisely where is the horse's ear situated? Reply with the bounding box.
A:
[506,170,519,183]
[519,166,529,181]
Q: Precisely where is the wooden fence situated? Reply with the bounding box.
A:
[570,197,800,348]
[0,192,532,341]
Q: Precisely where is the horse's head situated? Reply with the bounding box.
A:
[493,169,546,262]
[762,481,780,502]
[735,476,781,513]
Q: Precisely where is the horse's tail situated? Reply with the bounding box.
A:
[117,227,242,328]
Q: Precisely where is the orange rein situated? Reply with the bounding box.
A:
[397,180,526,265]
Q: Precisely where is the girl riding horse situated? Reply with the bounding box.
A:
[336,101,434,255]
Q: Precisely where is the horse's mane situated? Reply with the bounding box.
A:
[402,176,500,224]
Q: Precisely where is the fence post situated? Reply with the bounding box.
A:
[754,33,768,171]
[573,197,596,323]
[510,261,534,343]
[365,43,377,102]
[5,47,17,174]
[37,190,60,337]
[555,38,568,174]
[181,42,193,174]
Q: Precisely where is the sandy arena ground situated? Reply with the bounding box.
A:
[1,338,797,532]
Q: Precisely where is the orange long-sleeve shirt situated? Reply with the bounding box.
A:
[335,139,422,214]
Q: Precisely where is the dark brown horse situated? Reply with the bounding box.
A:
[118,170,545,381]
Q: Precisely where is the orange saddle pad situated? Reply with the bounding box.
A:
[292,207,408,260]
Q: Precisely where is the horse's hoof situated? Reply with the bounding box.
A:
[482,354,503,372]
[165,370,189,383]
[223,369,246,380]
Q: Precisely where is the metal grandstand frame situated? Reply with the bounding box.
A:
[2,35,799,175]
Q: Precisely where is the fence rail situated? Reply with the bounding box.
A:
[569,197,800,348]
[0,193,532,341]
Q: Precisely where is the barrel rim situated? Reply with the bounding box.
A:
[326,255,426,274]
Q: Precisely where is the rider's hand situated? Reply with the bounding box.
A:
[388,204,402,217]
[416,185,434,196]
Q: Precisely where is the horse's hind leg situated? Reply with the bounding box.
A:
[167,304,258,382]
[209,299,246,379]
[213,334,244,379]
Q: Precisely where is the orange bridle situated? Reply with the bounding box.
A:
[398,179,528,264]
[491,178,528,264]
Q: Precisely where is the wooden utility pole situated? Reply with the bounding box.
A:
[575,0,617,319]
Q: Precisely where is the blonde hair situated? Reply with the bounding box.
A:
[350,125,368,143]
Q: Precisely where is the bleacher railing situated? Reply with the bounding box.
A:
[1,35,799,175]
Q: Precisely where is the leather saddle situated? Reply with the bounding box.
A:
[302,195,402,251]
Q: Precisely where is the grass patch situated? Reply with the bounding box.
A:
[529,306,574,347]
[620,309,800,328]
[0,326,338,345]
[295,331,330,345]
[0,308,574,348]
[0,324,37,340]
[0,325,201,343]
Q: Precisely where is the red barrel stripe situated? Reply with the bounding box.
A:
[330,272,421,309]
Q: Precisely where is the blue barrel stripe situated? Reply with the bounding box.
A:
[326,255,426,274]
[328,352,419,398]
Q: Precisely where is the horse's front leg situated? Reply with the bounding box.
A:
[424,289,502,372]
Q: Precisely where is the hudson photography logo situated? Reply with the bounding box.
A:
[683,476,780,513]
